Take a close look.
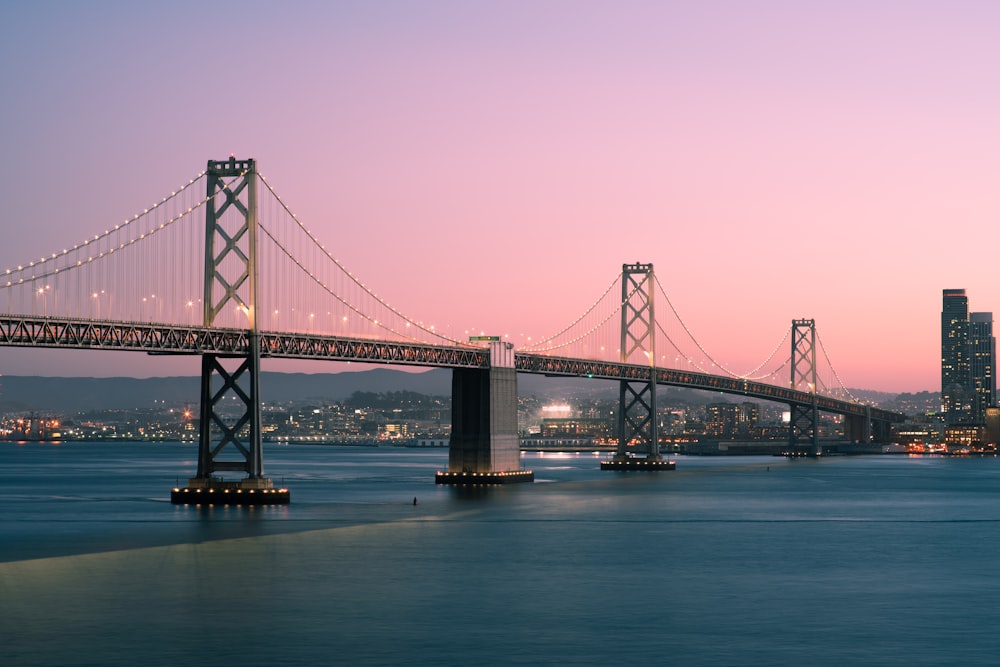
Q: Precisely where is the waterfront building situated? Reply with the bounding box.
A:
[943,423,986,450]
[969,311,996,422]
[942,289,970,422]
[540,416,609,438]
[941,290,995,424]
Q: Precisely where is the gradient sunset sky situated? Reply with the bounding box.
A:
[1,1,998,393]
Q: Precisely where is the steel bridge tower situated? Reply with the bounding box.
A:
[171,157,288,504]
[789,318,819,456]
[602,263,673,471]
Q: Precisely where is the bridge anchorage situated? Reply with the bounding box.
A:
[601,263,676,472]
[171,158,288,505]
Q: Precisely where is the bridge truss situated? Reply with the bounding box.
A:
[0,315,903,431]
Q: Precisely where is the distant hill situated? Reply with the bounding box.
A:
[0,369,629,413]
[0,370,910,414]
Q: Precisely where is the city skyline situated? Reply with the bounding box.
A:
[3,2,1000,392]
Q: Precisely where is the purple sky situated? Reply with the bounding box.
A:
[1,1,999,392]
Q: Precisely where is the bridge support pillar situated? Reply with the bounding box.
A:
[844,410,872,444]
[788,319,820,457]
[602,263,674,471]
[171,157,288,505]
[600,378,674,471]
[870,419,892,443]
[845,407,892,444]
[437,341,533,484]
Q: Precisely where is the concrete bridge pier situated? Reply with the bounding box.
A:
[844,410,872,444]
[436,341,533,484]
[845,407,892,444]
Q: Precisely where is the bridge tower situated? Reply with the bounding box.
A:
[602,263,673,471]
[436,340,534,484]
[171,157,288,504]
[788,318,820,456]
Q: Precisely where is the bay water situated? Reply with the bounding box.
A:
[3,442,1000,665]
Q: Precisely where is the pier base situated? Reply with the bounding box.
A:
[782,449,821,459]
[600,455,676,471]
[442,342,533,484]
[435,470,535,485]
[170,476,290,505]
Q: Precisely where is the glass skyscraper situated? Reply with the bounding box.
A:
[970,311,996,422]
[941,289,996,424]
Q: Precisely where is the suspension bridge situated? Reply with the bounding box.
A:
[0,157,904,503]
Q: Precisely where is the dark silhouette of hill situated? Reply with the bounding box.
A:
[0,369,905,414]
[0,369,626,413]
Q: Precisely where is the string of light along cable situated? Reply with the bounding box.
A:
[734,326,793,379]
[654,274,791,379]
[523,279,642,354]
[654,318,713,374]
[255,221,446,346]
[817,332,860,402]
[759,357,792,382]
[0,194,211,294]
[255,195,448,344]
[257,174,464,346]
[520,272,621,352]
[0,171,208,288]
[0,172,260,324]
[649,317,793,380]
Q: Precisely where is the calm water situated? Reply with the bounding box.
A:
[3,443,1000,666]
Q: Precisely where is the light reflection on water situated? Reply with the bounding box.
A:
[3,443,1000,665]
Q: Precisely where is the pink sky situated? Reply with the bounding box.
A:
[1,1,999,393]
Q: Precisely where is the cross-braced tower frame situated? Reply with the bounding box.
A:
[173,157,286,503]
[613,263,660,461]
[789,318,819,455]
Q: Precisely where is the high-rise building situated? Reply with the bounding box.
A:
[941,290,996,424]
[942,289,970,422]
[970,311,996,422]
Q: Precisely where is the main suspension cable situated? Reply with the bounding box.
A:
[521,271,623,352]
[257,173,466,346]
[816,331,859,402]
[654,274,791,380]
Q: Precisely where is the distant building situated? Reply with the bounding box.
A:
[941,290,996,424]
[540,417,609,439]
[943,424,985,450]
[705,402,758,439]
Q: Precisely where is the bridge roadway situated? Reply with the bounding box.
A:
[0,315,903,424]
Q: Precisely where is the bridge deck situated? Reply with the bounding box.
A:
[0,316,903,422]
